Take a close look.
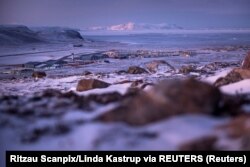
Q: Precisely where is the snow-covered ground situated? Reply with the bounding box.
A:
[1,69,249,165]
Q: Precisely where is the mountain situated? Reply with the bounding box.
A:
[0,25,84,45]
[86,22,183,32]
[31,27,83,42]
[0,25,43,45]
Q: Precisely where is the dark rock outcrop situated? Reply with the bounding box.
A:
[76,79,111,92]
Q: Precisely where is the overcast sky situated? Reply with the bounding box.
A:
[0,0,250,28]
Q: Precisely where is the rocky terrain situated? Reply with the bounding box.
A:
[0,50,250,155]
[0,27,250,167]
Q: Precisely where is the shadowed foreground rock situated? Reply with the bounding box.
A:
[76,79,111,92]
[215,114,250,150]
[179,136,218,151]
[217,114,250,139]
[97,79,223,126]
[214,68,250,87]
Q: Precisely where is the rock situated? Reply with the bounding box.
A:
[40,89,62,97]
[179,136,218,151]
[32,71,46,78]
[232,68,250,79]
[127,66,148,74]
[141,83,155,90]
[217,114,250,150]
[241,133,250,150]
[154,78,222,115]
[73,44,83,47]
[242,52,250,69]
[145,60,175,73]
[214,68,250,87]
[116,70,127,75]
[103,50,119,59]
[130,80,143,87]
[21,123,71,143]
[114,80,131,84]
[97,79,222,126]
[76,79,111,92]
[202,62,240,72]
[87,92,123,104]
[97,90,169,126]
[214,71,242,87]
[21,126,50,143]
[219,94,245,116]
[217,114,250,139]
[83,71,92,76]
[104,60,110,63]
[179,65,197,74]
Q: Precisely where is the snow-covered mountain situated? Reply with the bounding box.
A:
[86,22,183,32]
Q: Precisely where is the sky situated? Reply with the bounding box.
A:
[0,0,250,29]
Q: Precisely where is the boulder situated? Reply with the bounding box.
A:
[214,68,250,87]
[145,60,175,73]
[232,68,250,79]
[97,90,169,126]
[242,52,250,69]
[83,71,92,76]
[130,80,143,88]
[103,50,119,59]
[76,79,111,92]
[32,71,46,78]
[179,65,197,74]
[116,70,127,75]
[127,66,148,74]
[154,79,222,115]
[97,79,222,126]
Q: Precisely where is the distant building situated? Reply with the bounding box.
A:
[23,62,41,68]
[11,68,34,76]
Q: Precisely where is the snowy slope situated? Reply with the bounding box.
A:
[0,25,84,45]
